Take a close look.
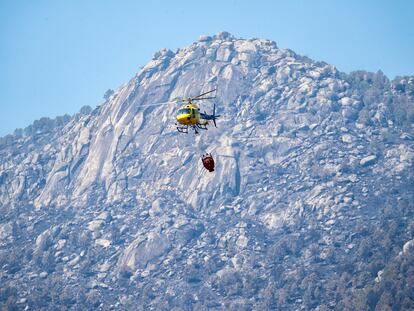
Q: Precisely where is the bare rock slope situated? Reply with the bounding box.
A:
[1,32,414,310]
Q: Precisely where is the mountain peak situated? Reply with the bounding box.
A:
[198,31,235,42]
[213,31,234,40]
[197,32,278,49]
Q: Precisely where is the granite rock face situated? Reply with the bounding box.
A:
[1,32,414,310]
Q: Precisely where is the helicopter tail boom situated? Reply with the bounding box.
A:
[200,103,220,127]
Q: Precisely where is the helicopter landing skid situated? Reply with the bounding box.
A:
[176,124,208,134]
[196,123,208,130]
[176,125,189,134]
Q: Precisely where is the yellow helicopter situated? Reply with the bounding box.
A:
[175,89,220,134]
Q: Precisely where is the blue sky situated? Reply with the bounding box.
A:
[1,0,413,136]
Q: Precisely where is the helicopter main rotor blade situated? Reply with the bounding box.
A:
[137,100,180,107]
[193,89,217,99]
[192,96,216,101]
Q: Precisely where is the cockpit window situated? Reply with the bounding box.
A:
[178,108,191,115]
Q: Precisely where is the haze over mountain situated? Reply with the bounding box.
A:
[1,32,413,310]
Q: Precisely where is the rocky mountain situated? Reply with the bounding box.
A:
[1,32,414,310]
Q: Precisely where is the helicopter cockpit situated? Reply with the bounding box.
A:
[177,108,191,115]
